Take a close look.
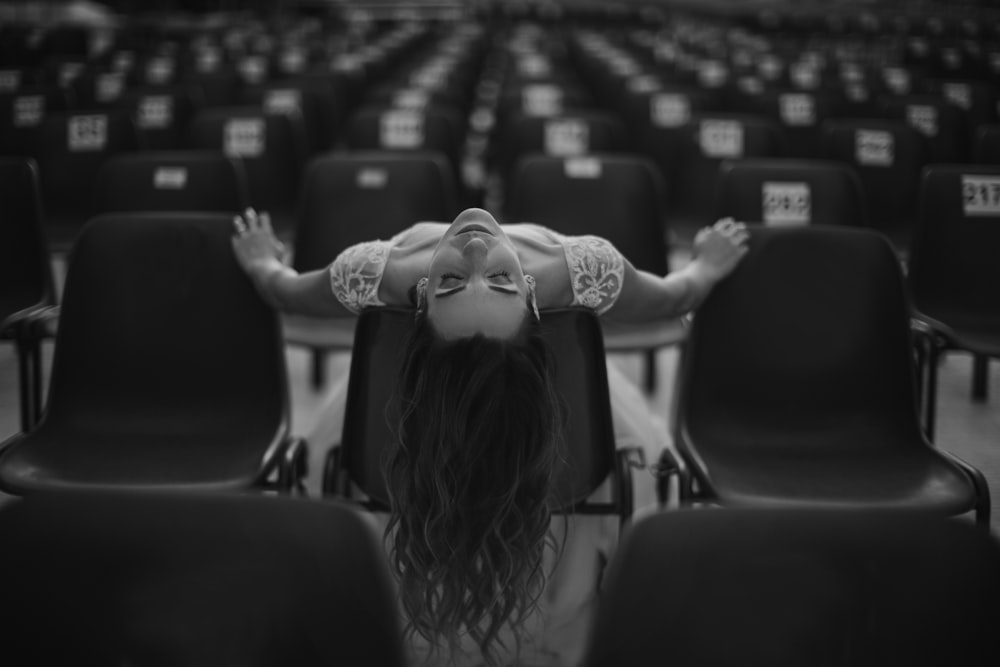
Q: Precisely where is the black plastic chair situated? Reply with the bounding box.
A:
[34,109,141,250]
[93,151,251,215]
[668,226,989,526]
[0,490,405,667]
[713,158,868,227]
[820,119,926,253]
[285,151,459,390]
[185,107,308,237]
[324,307,643,527]
[0,213,304,495]
[506,153,686,393]
[908,164,1000,437]
[0,157,55,432]
[585,508,1000,667]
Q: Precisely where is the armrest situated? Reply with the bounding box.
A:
[651,446,691,508]
[0,304,55,338]
[322,443,343,498]
[28,305,60,340]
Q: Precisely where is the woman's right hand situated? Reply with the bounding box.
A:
[231,208,288,279]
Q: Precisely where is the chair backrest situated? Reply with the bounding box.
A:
[0,85,70,158]
[820,119,926,243]
[0,490,406,667]
[119,85,200,151]
[908,164,1000,322]
[881,94,969,163]
[93,151,250,215]
[338,307,617,511]
[293,151,458,272]
[43,213,288,437]
[0,157,55,321]
[585,508,1000,667]
[714,158,868,227]
[35,109,140,219]
[677,226,923,452]
[185,107,308,214]
[345,106,466,175]
[973,123,1000,164]
[506,153,668,275]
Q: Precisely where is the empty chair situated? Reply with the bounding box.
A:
[670,113,787,225]
[241,77,342,154]
[93,151,250,214]
[118,85,200,150]
[909,165,1000,436]
[820,119,926,252]
[33,108,140,249]
[585,508,1000,667]
[742,88,839,159]
[881,94,969,163]
[714,158,868,227]
[344,106,467,182]
[0,158,56,432]
[0,213,304,494]
[0,85,70,158]
[286,151,459,389]
[186,107,308,236]
[668,225,989,525]
[496,111,628,196]
[973,123,1000,164]
[325,307,640,524]
[0,490,405,667]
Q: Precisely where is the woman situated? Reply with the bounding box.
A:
[232,207,748,667]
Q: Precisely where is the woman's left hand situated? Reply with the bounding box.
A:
[231,208,288,277]
[691,218,750,283]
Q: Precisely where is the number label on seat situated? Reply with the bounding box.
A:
[628,75,659,93]
[523,84,561,116]
[145,57,174,85]
[855,130,894,166]
[264,89,302,115]
[780,93,816,126]
[357,167,388,188]
[393,89,429,110]
[762,182,811,225]
[0,69,21,92]
[13,95,43,127]
[153,167,187,189]
[564,157,602,179]
[942,83,972,110]
[545,118,589,156]
[906,105,938,137]
[96,72,124,103]
[962,175,1000,216]
[224,118,266,157]
[380,111,424,148]
[67,115,108,151]
[699,120,743,158]
[650,93,690,127]
[137,95,173,129]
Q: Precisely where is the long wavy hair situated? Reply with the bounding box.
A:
[382,305,566,666]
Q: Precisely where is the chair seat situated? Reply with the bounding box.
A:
[691,442,978,515]
[916,309,1000,357]
[282,314,357,349]
[601,317,688,351]
[0,422,285,494]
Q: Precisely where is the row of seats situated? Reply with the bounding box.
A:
[0,154,994,520]
[1,492,996,666]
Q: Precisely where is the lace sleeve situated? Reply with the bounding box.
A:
[562,235,625,315]
[328,240,391,314]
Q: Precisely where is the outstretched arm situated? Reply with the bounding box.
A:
[231,209,352,317]
[603,219,749,323]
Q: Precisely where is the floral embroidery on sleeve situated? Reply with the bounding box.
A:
[563,235,625,315]
[328,240,391,314]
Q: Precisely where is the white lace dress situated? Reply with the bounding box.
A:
[305,225,669,667]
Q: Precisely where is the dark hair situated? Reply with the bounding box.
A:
[382,308,565,666]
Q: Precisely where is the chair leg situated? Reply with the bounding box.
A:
[924,347,941,441]
[643,349,657,395]
[972,354,989,402]
[14,336,34,432]
[310,348,326,391]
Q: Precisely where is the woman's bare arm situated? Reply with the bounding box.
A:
[231,209,352,318]
[603,219,749,323]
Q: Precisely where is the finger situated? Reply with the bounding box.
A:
[244,207,258,228]
[260,211,273,235]
[716,217,736,231]
[233,215,247,234]
[731,231,750,246]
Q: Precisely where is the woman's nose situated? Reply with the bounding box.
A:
[462,237,489,265]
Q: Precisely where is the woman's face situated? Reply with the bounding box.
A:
[426,208,530,340]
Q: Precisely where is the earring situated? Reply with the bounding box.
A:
[525,274,540,321]
[415,277,428,314]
